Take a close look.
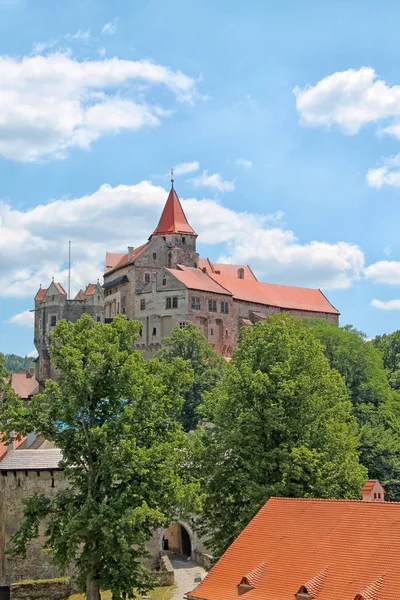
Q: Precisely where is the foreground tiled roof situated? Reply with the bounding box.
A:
[188,497,400,600]
[10,372,39,399]
[105,252,125,273]
[152,187,196,236]
[35,287,47,301]
[199,259,258,282]
[168,266,232,296]
[207,272,339,315]
[0,448,63,470]
[85,283,97,296]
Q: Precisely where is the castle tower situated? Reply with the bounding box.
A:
[149,180,198,269]
[34,280,104,388]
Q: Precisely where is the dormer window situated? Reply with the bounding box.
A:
[238,268,244,279]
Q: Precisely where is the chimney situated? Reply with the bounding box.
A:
[128,246,134,261]
[361,479,386,502]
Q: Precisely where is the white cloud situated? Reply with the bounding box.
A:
[366,154,400,188]
[371,299,400,310]
[364,260,400,284]
[7,310,34,327]
[190,170,235,192]
[236,158,252,169]
[0,181,365,300]
[27,349,38,358]
[102,19,118,36]
[0,52,197,162]
[294,67,400,134]
[173,161,200,176]
[65,29,91,42]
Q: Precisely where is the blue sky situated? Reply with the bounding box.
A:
[2,0,400,356]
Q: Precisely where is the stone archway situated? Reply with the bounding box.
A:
[161,521,193,558]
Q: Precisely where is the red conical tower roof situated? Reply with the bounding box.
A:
[152,185,196,236]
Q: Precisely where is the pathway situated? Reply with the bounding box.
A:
[169,555,206,600]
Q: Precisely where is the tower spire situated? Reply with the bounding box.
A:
[171,167,174,189]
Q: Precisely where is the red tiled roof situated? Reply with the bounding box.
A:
[198,259,258,282]
[10,372,39,400]
[36,288,47,302]
[55,282,67,295]
[207,272,339,315]
[85,283,96,296]
[361,480,386,494]
[152,187,196,236]
[105,252,125,273]
[167,265,232,296]
[104,243,150,276]
[74,289,85,301]
[188,497,400,600]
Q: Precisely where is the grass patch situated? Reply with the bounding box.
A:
[70,586,176,600]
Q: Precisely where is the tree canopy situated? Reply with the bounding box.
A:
[3,353,35,373]
[0,316,200,600]
[156,324,226,431]
[308,320,400,500]
[198,314,367,558]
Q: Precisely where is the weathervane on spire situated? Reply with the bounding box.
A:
[171,167,174,189]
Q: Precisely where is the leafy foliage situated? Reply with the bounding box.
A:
[198,314,366,558]
[157,324,226,431]
[308,320,400,500]
[373,330,400,390]
[0,315,201,600]
[4,354,35,373]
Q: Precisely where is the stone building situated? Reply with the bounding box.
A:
[0,443,66,585]
[34,280,104,388]
[104,182,339,357]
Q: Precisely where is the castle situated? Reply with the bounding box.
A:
[34,181,339,381]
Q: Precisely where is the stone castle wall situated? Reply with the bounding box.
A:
[0,471,68,585]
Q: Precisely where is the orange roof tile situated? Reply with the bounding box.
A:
[198,259,258,281]
[105,252,125,273]
[10,372,39,400]
[152,187,196,236]
[54,282,67,295]
[36,288,47,301]
[104,243,150,276]
[75,289,85,301]
[188,497,400,600]
[85,283,96,296]
[207,272,339,315]
[167,265,232,296]
[361,480,384,494]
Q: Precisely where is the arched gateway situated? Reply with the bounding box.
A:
[161,521,194,558]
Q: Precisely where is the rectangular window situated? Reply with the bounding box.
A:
[221,301,229,314]
[144,273,151,284]
[152,327,157,336]
[210,328,214,336]
[50,315,57,327]
[140,299,146,310]
[153,253,157,260]
[191,296,200,310]
[162,277,166,286]
[208,299,217,312]
[226,329,229,337]
[179,322,187,328]
[97,316,101,322]
[182,237,186,244]
[166,297,178,309]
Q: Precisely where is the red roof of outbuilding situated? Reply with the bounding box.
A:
[152,187,196,236]
[10,372,39,400]
[188,496,400,600]
[208,272,339,315]
[104,243,150,276]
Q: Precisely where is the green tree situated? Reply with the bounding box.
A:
[0,315,200,600]
[373,331,400,390]
[157,324,226,431]
[4,353,35,372]
[198,314,367,558]
[308,320,400,499]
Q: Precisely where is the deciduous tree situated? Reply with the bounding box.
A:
[0,316,200,600]
[198,314,367,558]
